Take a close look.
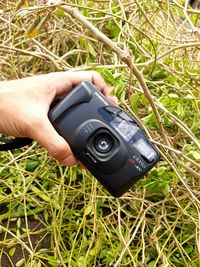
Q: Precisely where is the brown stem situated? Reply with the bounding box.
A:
[61,5,170,145]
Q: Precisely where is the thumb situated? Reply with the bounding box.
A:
[30,116,77,166]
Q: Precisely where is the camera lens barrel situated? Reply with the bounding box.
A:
[94,133,113,154]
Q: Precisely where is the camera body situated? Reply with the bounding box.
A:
[49,81,159,197]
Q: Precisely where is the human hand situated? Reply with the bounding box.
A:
[0,71,117,166]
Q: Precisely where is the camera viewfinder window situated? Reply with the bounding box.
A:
[111,118,138,142]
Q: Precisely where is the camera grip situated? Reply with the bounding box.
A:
[49,81,93,121]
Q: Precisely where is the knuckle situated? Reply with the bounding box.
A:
[91,71,105,89]
[49,141,68,160]
[91,71,101,79]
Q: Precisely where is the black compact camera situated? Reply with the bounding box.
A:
[49,81,159,197]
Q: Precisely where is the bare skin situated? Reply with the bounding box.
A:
[0,71,117,166]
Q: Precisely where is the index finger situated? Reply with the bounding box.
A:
[47,71,118,104]
[67,71,106,87]
[63,71,118,103]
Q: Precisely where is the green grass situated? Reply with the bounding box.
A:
[0,0,200,266]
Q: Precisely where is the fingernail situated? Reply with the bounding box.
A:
[109,96,119,105]
[62,155,77,166]
[113,96,119,102]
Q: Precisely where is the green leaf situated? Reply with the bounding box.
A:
[191,259,200,267]
[16,229,21,237]
[184,244,194,254]
[54,7,65,18]
[130,92,139,114]
[16,258,25,267]
[141,95,148,105]
[165,76,177,83]
[103,69,115,84]
[157,166,167,176]
[47,257,59,267]
[106,20,120,39]
[190,151,200,160]
[162,183,170,196]
[9,247,16,257]
[17,217,21,228]
[168,93,179,99]
[88,42,96,57]
[79,37,86,49]
[51,200,61,210]
[188,68,200,74]
[77,256,85,267]
[43,209,49,222]
[26,16,41,38]
[176,103,184,116]
[30,185,51,202]
[89,235,103,256]
[25,160,39,172]
[147,260,157,267]
[84,205,93,216]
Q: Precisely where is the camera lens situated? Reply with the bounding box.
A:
[94,133,113,154]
